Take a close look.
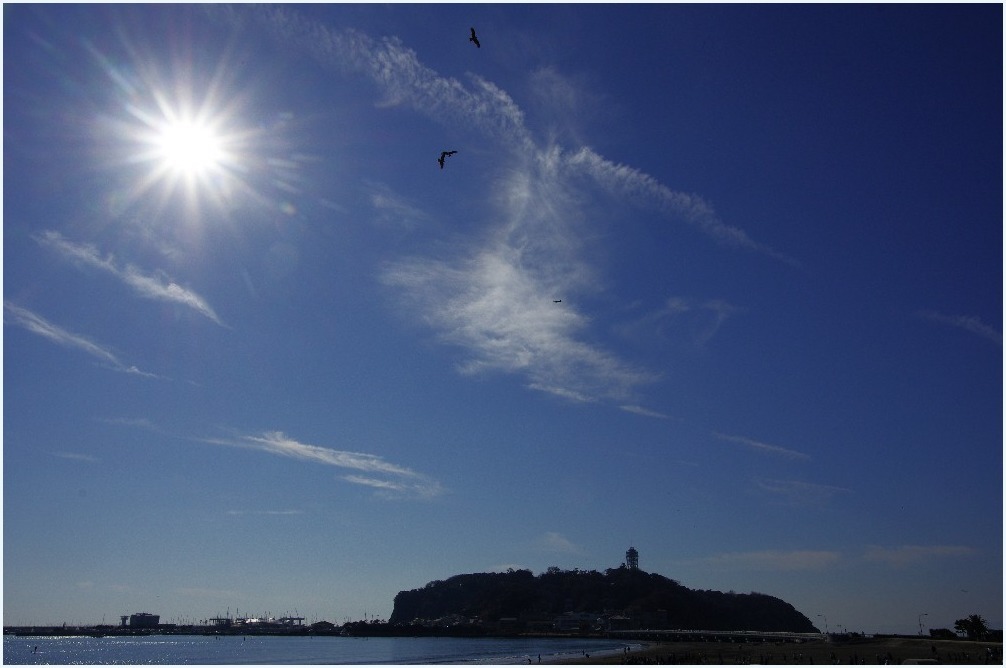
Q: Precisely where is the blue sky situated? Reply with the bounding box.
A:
[3,4,1001,634]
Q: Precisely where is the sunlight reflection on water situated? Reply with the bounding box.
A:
[3,635,637,665]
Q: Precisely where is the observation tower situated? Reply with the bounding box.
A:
[626,546,639,571]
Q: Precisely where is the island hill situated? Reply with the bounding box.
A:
[343,563,819,637]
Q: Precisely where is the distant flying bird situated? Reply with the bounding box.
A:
[438,150,457,169]
[553,299,562,303]
[469,27,480,48]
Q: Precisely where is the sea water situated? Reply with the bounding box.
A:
[3,634,638,664]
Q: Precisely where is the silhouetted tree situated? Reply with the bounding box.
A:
[954,614,990,640]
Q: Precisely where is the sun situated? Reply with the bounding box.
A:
[92,45,276,224]
[155,119,225,176]
[119,96,254,218]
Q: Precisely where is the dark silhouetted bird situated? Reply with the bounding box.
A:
[469,27,480,48]
[438,150,457,169]
[553,299,562,303]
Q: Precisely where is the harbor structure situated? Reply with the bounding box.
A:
[210,614,305,632]
[129,613,160,628]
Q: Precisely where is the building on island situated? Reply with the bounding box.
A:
[625,546,639,571]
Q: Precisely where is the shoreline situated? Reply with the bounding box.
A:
[557,638,1002,665]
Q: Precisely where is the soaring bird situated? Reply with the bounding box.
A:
[469,27,480,48]
[438,150,457,169]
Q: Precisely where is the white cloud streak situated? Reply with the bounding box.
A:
[237,5,790,261]
[383,239,655,402]
[862,544,977,567]
[367,181,431,230]
[98,416,160,431]
[619,404,673,419]
[755,478,852,504]
[617,297,742,349]
[563,148,800,266]
[713,432,811,461]
[5,301,121,365]
[538,531,583,554]
[380,146,662,403]
[216,7,791,404]
[52,451,99,463]
[36,230,225,326]
[202,430,443,499]
[218,5,535,152]
[916,310,1002,345]
[4,301,155,376]
[699,549,841,572]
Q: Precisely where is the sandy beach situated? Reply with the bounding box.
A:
[558,637,1001,665]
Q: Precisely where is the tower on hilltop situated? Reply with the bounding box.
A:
[626,546,639,571]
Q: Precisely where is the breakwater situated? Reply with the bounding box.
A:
[3,624,319,637]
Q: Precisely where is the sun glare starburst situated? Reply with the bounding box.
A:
[116,94,257,222]
[90,40,294,229]
[95,55,258,221]
[155,119,225,176]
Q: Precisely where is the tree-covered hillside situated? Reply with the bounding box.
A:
[389,567,818,632]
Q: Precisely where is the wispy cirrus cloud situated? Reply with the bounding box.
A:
[219,7,790,405]
[238,5,792,262]
[538,531,583,554]
[97,416,161,431]
[863,544,977,567]
[698,549,841,572]
[201,430,443,499]
[617,297,742,349]
[383,234,656,403]
[52,451,99,463]
[619,404,673,419]
[563,148,800,266]
[756,478,852,505]
[367,181,432,230]
[713,432,811,461]
[5,301,121,365]
[343,475,425,496]
[915,310,1002,345]
[107,420,439,498]
[4,302,155,377]
[36,230,225,326]
[216,5,534,151]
